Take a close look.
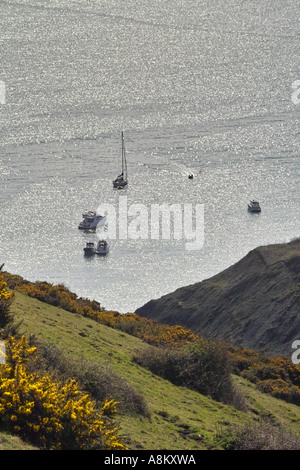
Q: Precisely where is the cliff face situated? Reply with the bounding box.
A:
[136,240,300,357]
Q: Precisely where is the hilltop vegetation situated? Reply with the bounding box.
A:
[3,272,238,411]
[136,239,300,357]
[0,268,300,449]
[3,269,300,407]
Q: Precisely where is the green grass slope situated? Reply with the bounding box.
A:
[3,290,300,450]
[0,432,37,450]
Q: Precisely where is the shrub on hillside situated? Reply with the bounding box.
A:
[221,422,300,450]
[0,271,21,341]
[227,346,268,374]
[134,339,236,404]
[242,360,289,383]
[2,273,105,318]
[256,379,300,405]
[238,357,300,405]
[116,317,199,347]
[228,345,300,405]
[0,273,15,335]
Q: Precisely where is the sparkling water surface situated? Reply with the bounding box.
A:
[0,0,299,312]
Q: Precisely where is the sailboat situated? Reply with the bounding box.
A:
[113,131,128,188]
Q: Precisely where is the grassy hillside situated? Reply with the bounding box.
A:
[136,239,300,357]
[0,432,37,450]
[4,290,300,450]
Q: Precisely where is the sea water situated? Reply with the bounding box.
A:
[0,0,299,312]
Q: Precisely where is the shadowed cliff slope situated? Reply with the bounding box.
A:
[136,240,300,357]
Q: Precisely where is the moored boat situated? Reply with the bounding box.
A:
[83,242,96,256]
[248,200,261,213]
[95,239,109,255]
[78,212,105,230]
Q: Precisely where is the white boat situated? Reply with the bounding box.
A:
[83,242,96,256]
[95,239,109,255]
[78,212,105,230]
[113,131,128,188]
[248,200,261,213]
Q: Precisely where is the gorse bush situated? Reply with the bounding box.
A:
[4,276,103,317]
[114,315,199,347]
[256,379,300,405]
[0,336,126,450]
[228,346,300,405]
[0,273,15,335]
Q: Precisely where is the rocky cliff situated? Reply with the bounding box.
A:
[136,240,300,357]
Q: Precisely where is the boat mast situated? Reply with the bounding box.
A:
[121,131,127,179]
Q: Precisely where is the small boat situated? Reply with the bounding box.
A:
[248,200,261,213]
[113,131,128,188]
[95,239,109,255]
[83,242,96,256]
[188,174,193,179]
[78,212,105,230]
[83,240,109,256]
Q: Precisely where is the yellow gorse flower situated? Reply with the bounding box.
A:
[0,277,13,302]
[0,336,127,450]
